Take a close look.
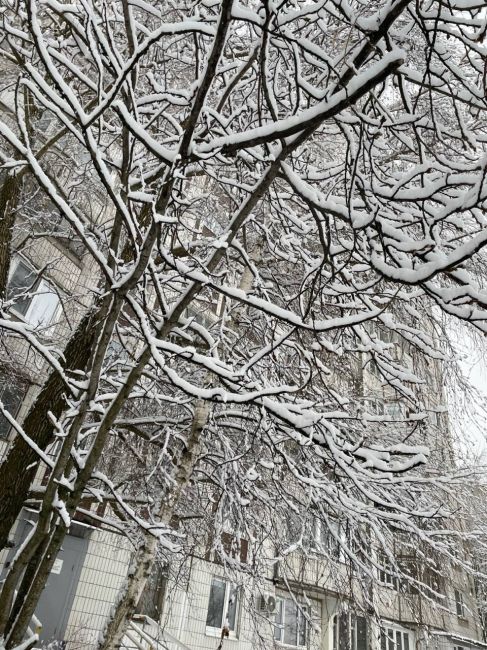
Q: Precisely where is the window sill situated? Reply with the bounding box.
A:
[205,628,238,640]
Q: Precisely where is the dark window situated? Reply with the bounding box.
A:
[135,562,166,621]
[0,381,25,440]
[7,259,35,317]
[333,614,368,650]
[206,531,249,565]
[206,577,239,633]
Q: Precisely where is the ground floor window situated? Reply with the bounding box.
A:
[135,561,166,621]
[380,624,412,650]
[206,577,239,635]
[274,597,309,647]
[333,613,368,650]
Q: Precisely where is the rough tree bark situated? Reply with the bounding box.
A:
[0,172,21,299]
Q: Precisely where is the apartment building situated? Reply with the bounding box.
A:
[0,161,482,650]
[1,284,484,650]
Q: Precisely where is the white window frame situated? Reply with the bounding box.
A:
[8,257,61,331]
[428,411,441,427]
[454,589,466,618]
[380,623,413,650]
[274,596,309,648]
[377,555,399,590]
[205,576,240,638]
[314,518,347,562]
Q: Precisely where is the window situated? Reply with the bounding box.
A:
[368,322,399,345]
[316,520,367,571]
[135,562,166,621]
[380,626,411,650]
[315,518,341,559]
[367,358,381,380]
[365,399,384,417]
[422,563,444,599]
[0,381,26,440]
[7,258,60,329]
[205,530,249,565]
[274,597,308,647]
[206,577,239,636]
[333,613,368,650]
[383,402,404,420]
[455,589,466,618]
[378,554,399,590]
[428,411,441,427]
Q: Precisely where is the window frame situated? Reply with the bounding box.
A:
[205,576,240,638]
[332,613,368,650]
[7,257,61,331]
[365,398,385,417]
[314,518,342,560]
[454,589,466,618]
[366,357,382,380]
[379,624,413,650]
[377,554,399,590]
[274,596,309,648]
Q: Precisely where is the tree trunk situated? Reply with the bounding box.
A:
[0,171,21,300]
[0,304,101,551]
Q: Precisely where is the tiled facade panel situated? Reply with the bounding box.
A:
[64,529,132,649]
[158,557,324,650]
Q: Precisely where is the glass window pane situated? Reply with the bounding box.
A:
[284,599,298,646]
[388,630,394,650]
[0,384,24,439]
[274,600,283,641]
[404,634,409,650]
[339,614,349,650]
[298,607,308,647]
[136,562,166,620]
[396,631,402,650]
[206,578,226,628]
[356,616,367,650]
[381,632,387,650]
[226,585,238,631]
[27,280,59,327]
[8,260,35,316]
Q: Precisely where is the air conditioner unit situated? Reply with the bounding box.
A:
[257,593,277,615]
